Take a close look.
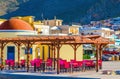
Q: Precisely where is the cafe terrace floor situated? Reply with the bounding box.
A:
[0,61,120,79]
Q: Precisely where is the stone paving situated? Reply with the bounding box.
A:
[1,61,120,79]
[76,61,120,79]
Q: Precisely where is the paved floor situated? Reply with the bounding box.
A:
[1,61,120,79]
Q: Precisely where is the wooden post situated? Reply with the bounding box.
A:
[74,47,77,60]
[18,43,20,68]
[42,46,45,72]
[56,42,60,74]
[99,48,102,69]
[42,46,45,61]
[48,46,50,59]
[71,44,80,60]
[95,44,100,72]
[27,43,30,72]
[53,45,56,70]
[99,45,104,69]
[1,43,4,70]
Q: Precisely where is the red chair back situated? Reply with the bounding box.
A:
[98,60,102,66]
[64,61,70,69]
[30,60,35,66]
[5,60,10,65]
[20,60,26,65]
[46,59,52,66]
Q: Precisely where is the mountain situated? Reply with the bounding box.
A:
[0,0,120,24]
[0,0,29,15]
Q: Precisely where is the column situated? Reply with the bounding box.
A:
[48,46,50,59]
[53,45,56,70]
[42,46,45,61]
[95,44,99,72]
[17,44,20,68]
[1,43,4,70]
[56,43,60,74]
[27,43,30,72]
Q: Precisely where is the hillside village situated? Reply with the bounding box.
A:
[0,16,120,49]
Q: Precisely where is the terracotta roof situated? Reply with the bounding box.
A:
[0,35,114,45]
[0,18,33,30]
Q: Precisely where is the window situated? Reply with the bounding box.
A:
[25,48,32,54]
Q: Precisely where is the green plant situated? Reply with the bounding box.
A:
[83,54,91,59]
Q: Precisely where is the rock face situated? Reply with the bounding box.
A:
[0,0,120,24]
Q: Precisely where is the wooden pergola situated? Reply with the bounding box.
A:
[0,35,114,74]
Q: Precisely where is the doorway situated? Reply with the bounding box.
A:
[7,46,15,60]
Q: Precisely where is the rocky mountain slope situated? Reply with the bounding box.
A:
[0,0,120,24]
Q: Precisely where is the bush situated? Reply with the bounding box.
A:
[83,54,91,59]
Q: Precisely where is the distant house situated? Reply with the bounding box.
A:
[69,25,82,35]
[34,21,50,35]
[42,18,63,27]
[80,27,114,38]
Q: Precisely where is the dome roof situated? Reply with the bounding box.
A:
[0,18,33,30]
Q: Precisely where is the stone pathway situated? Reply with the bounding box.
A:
[1,61,120,79]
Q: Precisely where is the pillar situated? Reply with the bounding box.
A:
[1,43,4,70]
[27,43,31,72]
[95,44,100,72]
[74,47,77,60]
[53,45,56,70]
[17,43,20,67]
[56,43,60,74]
[99,45,103,69]
[48,46,50,59]
[42,46,45,61]
[71,44,80,60]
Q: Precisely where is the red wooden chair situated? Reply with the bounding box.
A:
[10,60,15,68]
[59,59,70,72]
[6,60,15,70]
[64,61,70,72]
[98,60,102,69]
[60,59,64,71]
[77,61,83,71]
[5,60,10,65]
[31,59,42,72]
[46,59,52,70]
[84,60,95,70]
[20,60,26,69]
[70,60,79,71]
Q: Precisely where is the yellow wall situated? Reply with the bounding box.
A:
[33,45,52,61]
[1,43,83,63]
[0,19,6,25]
[59,45,83,61]
[0,31,37,38]
[69,27,79,34]
[3,43,26,62]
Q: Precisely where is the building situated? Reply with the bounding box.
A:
[0,19,6,25]
[0,18,83,63]
[12,16,35,28]
[80,27,114,38]
[69,25,81,35]
[0,18,37,62]
[34,21,50,35]
[43,18,63,26]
